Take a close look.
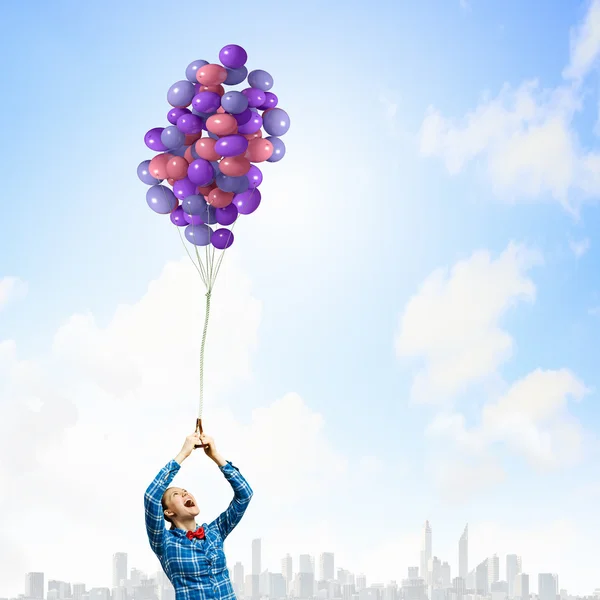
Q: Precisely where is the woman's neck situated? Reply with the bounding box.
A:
[173,517,197,531]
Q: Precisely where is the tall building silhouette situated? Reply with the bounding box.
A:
[112,553,127,589]
[319,553,334,581]
[252,538,261,600]
[233,561,244,600]
[420,521,432,582]
[25,573,44,599]
[488,554,499,585]
[506,555,522,598]
[514,573,529,600]
[281,554,293,593]
[539,574,558,600]
[459,524,468,579]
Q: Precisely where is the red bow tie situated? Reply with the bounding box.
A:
[186,526,205,540]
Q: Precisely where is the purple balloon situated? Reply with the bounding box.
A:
[144,127,168,151]
[167,80,196,108]
[211,228,234,249]
[242,88,266,108]
[258,92,278,110]
[234,188,261,215]
[215,134,248,158]
[219,44,248,69]
[185,223,212,246]
[224,66,248,86]
[182,194,206,216]
[168,107,191,125]
[221,91,249,115]
[170,206,187,226]
[184,213,203,225]
[188,159,214,186]
[248,69,273,91]
[233,108,252,126]
[192,92,221,114]
[263,108,290,136]
[176,113,204,134]
[216,203,238,226]
[237,113,263,135]
[146,185,177,214]
[266,136,286,162]
[246,165,263,189]
[186,60,209,83]
[173,177,197,200]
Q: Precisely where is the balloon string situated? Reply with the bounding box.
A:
[176,183,258,420]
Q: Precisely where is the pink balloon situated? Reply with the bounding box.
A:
[207,188,234,208]
[166,156,189,181]
[195,137,222,161]
[199,84,225,97]
[206,114,237,136]
[184,146,195,163]
[220,156,251,177]
[246,138,273,163]
[242,130,262,141]
[185,133,202,145]
[149,153,173,179]
[167,177,176,186]
[197,182,217,195]
[217,106,226,114]
[196,64,228,86]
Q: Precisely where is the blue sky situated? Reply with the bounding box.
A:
[1,0,600,596]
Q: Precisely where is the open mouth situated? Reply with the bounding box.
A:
[184,499,195,508]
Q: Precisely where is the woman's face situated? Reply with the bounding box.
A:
[163,487,200,521]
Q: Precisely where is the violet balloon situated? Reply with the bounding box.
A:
[248,69,273,91]
[185,223,212,246]
[234,188,261,215]
[215,134,248,158]
[216,172,249,194]
[221,91,249,115]
[263,108,290,136]
[184,213,204,225]
[219,44,248,69]
[266,136,286,162]
[237,113,262,135]
[138,160,162,185]
[185,59,209,83]
[246,165,263,189]
[176,113,204,134]
[161,126,185,149]
[170,206,188,226]
[258,92,278,110]
[192,91,221,114]
[167,80,196,108]
[233,108,252,126]
[146,185,178,214]
[188,159,214,186]
[211,228,234,250]
[173,177,197,199]
[144,127,168,151]
[182,194,207,215]
[215,203,238,226]
[168,107,191,125]
[224,66,248,86]
[242,88,266,108]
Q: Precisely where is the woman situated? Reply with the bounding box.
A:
[144,431,253,600]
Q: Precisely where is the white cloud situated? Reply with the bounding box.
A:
[418,0,600,211]
[563,0,600,81]
[0,276,27,310]
[428,369,588,471]
[569,237,590,257]
[0,258,382,597]
[395,242,542,403]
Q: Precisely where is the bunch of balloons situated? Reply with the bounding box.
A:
[137,44,290,250]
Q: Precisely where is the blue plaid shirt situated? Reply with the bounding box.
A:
[144,459,253,600]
